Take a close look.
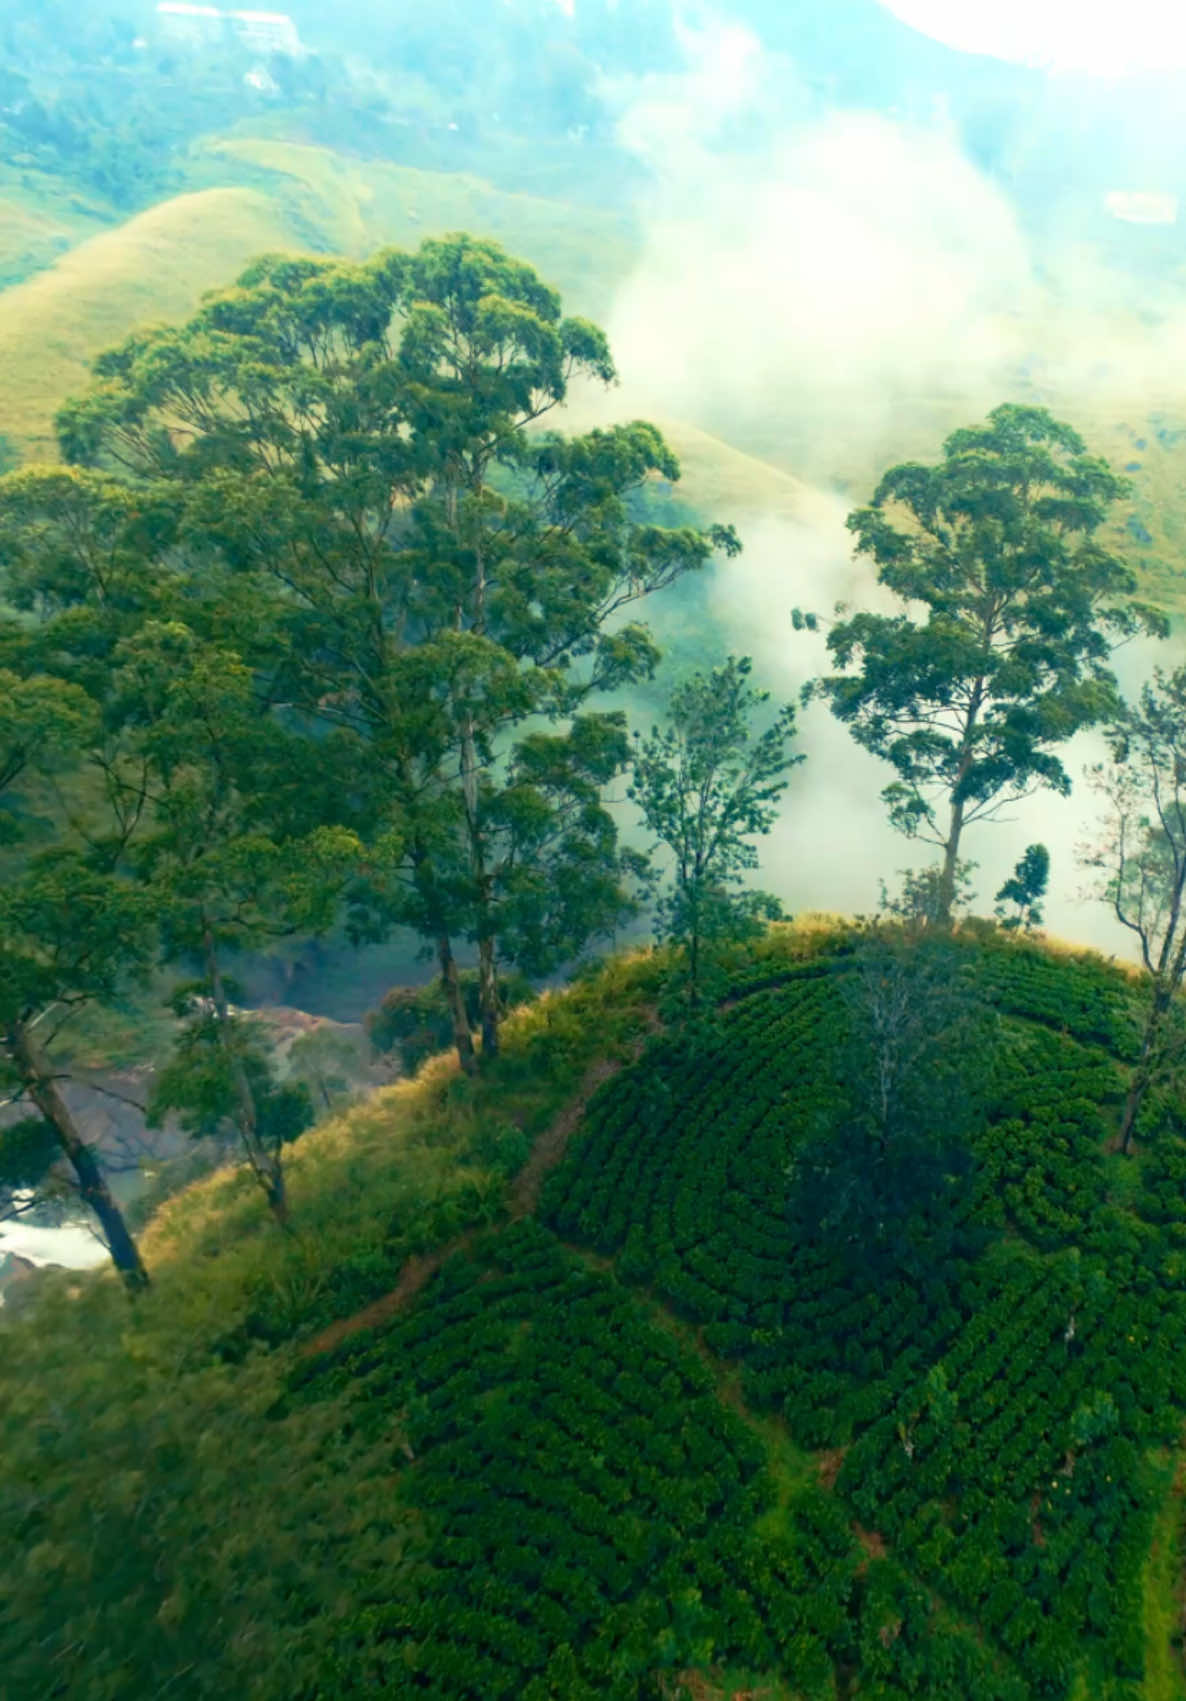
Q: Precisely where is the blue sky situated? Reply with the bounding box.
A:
[878,0,1186,74]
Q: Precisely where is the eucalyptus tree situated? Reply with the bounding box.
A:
[810,405,1164,927]
[629,656,800,1004]
[106,620,364,1224]
[0,618,152,1290]
[1084,667,1186,1153]
[0,854,155,1291]
[57,235,737,1067]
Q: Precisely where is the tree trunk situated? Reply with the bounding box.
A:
[202,925,288,1226]
[436,932,477,1075]
[8,1019,149,1294]
[688,924,701,1009]
[459,710,500,1062]
[477,932,499,1059]
[936,799,966,928]
[1119,982,1173,1155]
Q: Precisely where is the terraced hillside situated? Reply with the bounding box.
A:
[7,926,1186,1701]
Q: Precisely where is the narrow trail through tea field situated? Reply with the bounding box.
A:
[299,1048,637,1359]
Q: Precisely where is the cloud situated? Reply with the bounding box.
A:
[879,0,1186,76]
[695,510,1144,954]
[604,26,1037,487]
[598,26,1181,958]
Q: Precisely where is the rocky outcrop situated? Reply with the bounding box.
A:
[0,1249,64,1310]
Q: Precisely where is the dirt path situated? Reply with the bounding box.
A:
[506,1056,622,1220]
[299,1235,479,1360]
[299,1047,639,1359]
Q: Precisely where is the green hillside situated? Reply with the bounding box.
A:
[194,137,639,321]
[6,925,1186,1701]
[0,139,639,462]
[4,134,1186,611]
[0,186,299,458]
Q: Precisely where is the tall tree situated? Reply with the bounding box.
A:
[629,656,800,1005]
[0,471,167,1289]
[0,557,158,1290]
[0,857,156,1292]
[811,404,1165,926]
[1084,667,1186,1153]
[57,236,737,1068]
[107,620,364,1224]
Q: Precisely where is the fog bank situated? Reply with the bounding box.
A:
[595,16,1186,958]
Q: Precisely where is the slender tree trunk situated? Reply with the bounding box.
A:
[460,510,501,1063]
[202,925,288,1225]
[477,930,499,1059]
[407,832,477,1075]
[8,1019,149,1293]
[459,718,500,1062]
[1119,981,1173,1155]
[936,798,966,929]
[436,931,477,1075]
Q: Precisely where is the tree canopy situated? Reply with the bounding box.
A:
[812,403,1165,924]
[1085,666,1186,1151]
[630,655,799,1004]
[56,235,737,1069]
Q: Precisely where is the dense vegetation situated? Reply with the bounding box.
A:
[2,78,1186,1682]
[6,924,1186,1699]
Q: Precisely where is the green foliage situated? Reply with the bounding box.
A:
[630,655,799,1003]
[879,858,977,927]
[285,1025,368,1116]
[995,843,1050,932]
[815,404,1167,922]
[787,931,997,1279]
[53,235,736,1059]
[1,929,1184,1698]
[1085,664,1186,1149]
[147,1007,314,1150]
[367,969,535,1076]
[543,928,1182,1694]
[0,1112,60,1204]
[0,853,157,1028]
[289,1227,854,1700]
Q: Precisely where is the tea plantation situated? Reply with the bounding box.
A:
[7,927,1186,1701]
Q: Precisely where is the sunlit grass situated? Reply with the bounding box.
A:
[0,187,298,458]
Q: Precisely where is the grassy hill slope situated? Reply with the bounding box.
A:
[0,159,116,293]
[3,136,1185,613]
[0,187,298,459]
[5,924,1186,1701]
[0,138,640,464]
[197,137,639,322]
